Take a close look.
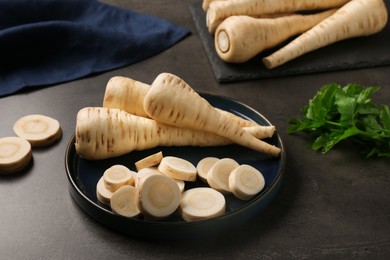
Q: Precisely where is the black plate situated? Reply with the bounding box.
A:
[65,93,286,239]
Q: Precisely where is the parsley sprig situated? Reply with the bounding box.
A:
[288,83,390,157]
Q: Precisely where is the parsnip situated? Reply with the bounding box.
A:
[103,165,134,192]
[207,158,239,194]
[215,10,336,63]
[96,176,113,205]
[229,164,265,200]
[158,156,197,182]
[144,73,281,157]
[206,0,350,33]
[137,174,181,219]
[75,107,275,160]
[263,0,388,69]
[103,76,150,117]
[103,76,260,128]
[13,114,62,147]
[0,137,32,175]
[134,151,163,171]
[179,187,226,222]
[110,185,141,218]
[196,157,219,183]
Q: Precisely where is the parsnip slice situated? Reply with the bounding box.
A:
[134,151,163,171]
[137,174,181,219]
[207,158,239,194]
[179,187,225,222]
[158,156,197,182]
[0,137,32,174]
[103,165,134,192]
[229,164,265,200]
[110,185,141,218]
[196,157,219,183]
[96,176,113,205]
[13,114,62,147]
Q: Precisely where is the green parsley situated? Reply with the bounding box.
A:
[288,83,390,157]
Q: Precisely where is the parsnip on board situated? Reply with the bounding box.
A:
[103,76,260,128]
[215,9,336,63]
[75,107,274,160]
[143,73,281,157]
[263,0,388,69]
[206,0,350,33]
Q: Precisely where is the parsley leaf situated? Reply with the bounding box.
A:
[288,83,390,158]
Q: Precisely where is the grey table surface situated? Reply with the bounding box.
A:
[1,0,390,259]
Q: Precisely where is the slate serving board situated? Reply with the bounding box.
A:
[189,1,390,83]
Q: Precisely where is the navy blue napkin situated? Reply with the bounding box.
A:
[0,0,190,97]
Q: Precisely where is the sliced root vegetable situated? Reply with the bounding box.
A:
[179,187,226,222]
[110,185,141,218]
[207,158,239,194]
[103,76,150,117]
[134,151,163,171]
[229,164,265,200]
[263,0,388,69]
[215,10,336,63]
[75,107,253,160]
[13,114,62,147]
[206,0,349,33]
[137,174,181,219]
[103,76,260,129]
[144,73,281,157]
[158,156,197,182]
[196,157,219,183]
[136,167,185,193]
[0,137,32,175]
[103,165,134,192]
[96,176,113,205]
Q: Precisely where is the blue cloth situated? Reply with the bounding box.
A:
[0,0,190,97]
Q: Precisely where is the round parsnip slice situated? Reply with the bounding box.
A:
[134,151,163,171]
[96,177,113,205]
[0,137,32,174]
[207,158,239,194]
[196,157,219,183]
[158,156,197,182]
[179,187,225,222]
[103,165,134,192]
[137,174,181,219]
[13,114,62,147]
[136,167,185,193]
[110,185,141,218]
[229,164,265,200]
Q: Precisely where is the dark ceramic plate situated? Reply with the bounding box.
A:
[65,93,286,239]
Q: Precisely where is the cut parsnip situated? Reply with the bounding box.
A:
[96,176,113,205]
[179,187,226,222]
[110,185,141,218]
[0,136,32,175]
[196,157,219,183]
[229,164,265,200]
[158,156,197,182]
[136,167,185,193]
[134,151,163,171]
[207,158,239,194]
[137,174,181,219]
[13,114,62,147]
[103,165,134,192]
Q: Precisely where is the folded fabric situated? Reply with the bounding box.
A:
[0,0,190,97]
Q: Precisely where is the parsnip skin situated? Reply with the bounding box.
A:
[263,0,388,69]
[206,0,350,33]
[144,73,281,157]
[215,10,336,63]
